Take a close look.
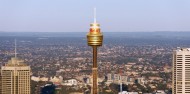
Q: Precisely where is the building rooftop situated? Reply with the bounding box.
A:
[176,48,190,52]
[5,57,27,66]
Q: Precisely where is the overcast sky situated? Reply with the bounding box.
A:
[0,0,190,32]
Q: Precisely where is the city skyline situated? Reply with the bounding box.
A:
[0,0,190,32]
[1,31,190,93]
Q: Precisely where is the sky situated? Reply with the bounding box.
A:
[0,0,190,32]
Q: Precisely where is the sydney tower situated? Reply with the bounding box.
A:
[86,8,103,94]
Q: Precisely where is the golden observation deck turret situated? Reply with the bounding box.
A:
[87,8,103,46]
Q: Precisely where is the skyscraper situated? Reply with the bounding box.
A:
[1,40,31,94]
[173,48,190,94]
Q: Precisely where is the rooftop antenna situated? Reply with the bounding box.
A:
[119,68,122,93]
[94,8,96,23]
[15,39,17,58]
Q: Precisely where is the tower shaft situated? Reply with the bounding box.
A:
[92,46,98,94]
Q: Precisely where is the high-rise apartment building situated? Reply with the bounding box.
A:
[1,57,31,94]
[173,48,190,94]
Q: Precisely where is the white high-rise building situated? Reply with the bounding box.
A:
[173,48,190,94]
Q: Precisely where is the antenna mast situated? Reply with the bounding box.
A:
[94,8,96,23]
[120,68,122,93]
[15,39,17,58]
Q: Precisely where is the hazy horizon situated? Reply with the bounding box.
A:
[1,31,190,33]
[0,31,190,39]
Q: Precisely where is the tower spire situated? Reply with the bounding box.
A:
[94,8,96,23]
[15,39,17,58]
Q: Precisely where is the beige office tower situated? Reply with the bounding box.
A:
[173,48,190,94]
[1,57,31,94]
